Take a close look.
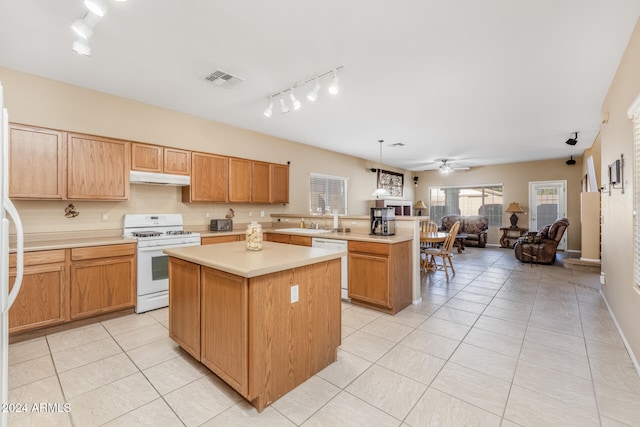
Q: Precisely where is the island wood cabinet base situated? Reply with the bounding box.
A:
[168,257,341,412]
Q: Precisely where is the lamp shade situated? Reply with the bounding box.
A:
[505,202,524,213]
[414,200,427,209]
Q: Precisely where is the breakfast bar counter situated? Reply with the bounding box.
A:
[164,241,344,412]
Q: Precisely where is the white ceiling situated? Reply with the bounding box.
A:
[1,0,639,171]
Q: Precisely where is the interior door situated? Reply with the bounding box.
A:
[529,180,567,250]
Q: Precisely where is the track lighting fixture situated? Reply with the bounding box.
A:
[289,89,301,110]
[328,70,339,95]
[263,97,273,117]
[565,131,578,145]
[71,0,128,55]
[263,66,343,117]
[71,16,95,40]
[84,0,108,17]
[279,95,290,114]
[307,77,321,102]
[72,38,91,56]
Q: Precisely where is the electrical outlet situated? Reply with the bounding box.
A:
[205,212,210,219]
[249,211,252,217]
[291,285,299,303]
[260,210,265,217]
[101,212,108,222]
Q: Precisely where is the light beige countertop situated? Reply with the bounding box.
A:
[200,227,412,244]
[164,241,346,278]
[9,230,136,253]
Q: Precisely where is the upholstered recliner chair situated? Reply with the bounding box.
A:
[513,218,569,264]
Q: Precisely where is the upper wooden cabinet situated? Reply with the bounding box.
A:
[271,163,289,204]
[67,133,130,200]
[182,152,228,202]
[228,157,252,203]
[251,161,271,203]
[8,123,66,200]
[131,142,191,176]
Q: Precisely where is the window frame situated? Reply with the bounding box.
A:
[427,183,504,227]
[309,172,348,215]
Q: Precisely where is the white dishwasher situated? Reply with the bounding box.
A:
[312,238,349,300]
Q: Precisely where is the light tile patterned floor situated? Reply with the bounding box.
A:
[7,247,640,426]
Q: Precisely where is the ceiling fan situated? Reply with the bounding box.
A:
[437,159,470,173]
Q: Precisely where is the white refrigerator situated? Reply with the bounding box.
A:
[0,82,25,427]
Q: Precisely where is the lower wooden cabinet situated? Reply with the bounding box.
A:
[70,244,136,320]
[168,257,201,360]
[200,267,249,395]
[8,250,68,334]
[348,240,411,314]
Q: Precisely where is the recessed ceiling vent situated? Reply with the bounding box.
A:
[204,69,244,87]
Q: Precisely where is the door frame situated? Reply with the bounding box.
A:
[528,180,567,250]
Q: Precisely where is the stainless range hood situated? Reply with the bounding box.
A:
[130,170,190,186]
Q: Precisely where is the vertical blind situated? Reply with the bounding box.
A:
[309,173,348,215]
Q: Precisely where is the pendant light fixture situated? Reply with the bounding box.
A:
[372,140,390,198]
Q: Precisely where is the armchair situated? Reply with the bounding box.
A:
[513,218,569,264]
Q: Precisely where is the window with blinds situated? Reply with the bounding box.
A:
[633,106,640,288]
[309,173,348,215]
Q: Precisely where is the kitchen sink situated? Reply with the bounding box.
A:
[276,227,331,234]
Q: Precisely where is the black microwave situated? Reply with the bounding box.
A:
[209,219,233,231]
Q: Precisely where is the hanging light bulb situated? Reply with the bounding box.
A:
[372,140,390,198]
[328,70,339,95]
[279,94,290,114]
[306,77,321,102]
[289,88,301,110]
[263,97,273,117]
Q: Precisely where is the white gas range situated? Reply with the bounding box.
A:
[123,214,200,313]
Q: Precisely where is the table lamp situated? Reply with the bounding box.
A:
[505,202,524,228]
[414,200,427,216]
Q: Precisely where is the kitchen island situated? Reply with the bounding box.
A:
[164,241,345,412]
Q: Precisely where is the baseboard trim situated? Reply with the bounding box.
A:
[600,290,640,378]
[412,297,423,305]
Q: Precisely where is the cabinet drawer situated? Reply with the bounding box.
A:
[202,235,240,245]
[71,243,136,261]
[290,235,312,246]
[10,249,66,268]
[348,241,390,256]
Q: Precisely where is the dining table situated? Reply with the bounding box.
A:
[419,232,447,272]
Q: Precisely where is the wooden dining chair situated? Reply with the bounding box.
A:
[424,221,460,280]
[419,220,439,272]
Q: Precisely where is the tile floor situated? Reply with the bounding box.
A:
[7,247,640,426]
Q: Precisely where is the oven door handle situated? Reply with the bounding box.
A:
[137,243,200,252]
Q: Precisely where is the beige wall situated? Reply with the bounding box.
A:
[0,67,414,233]
[415,158,583,250]
[599,19,640,367]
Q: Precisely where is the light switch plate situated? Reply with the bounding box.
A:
[291,285,299,303]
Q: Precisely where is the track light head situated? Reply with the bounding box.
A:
[263,98,273,117]
[279,95,290,114]
[72,38,91,56]
[71,18,94,40]
[84,0,108,17]
[289,89,301,110]
[306,78,321,102]
[565,131,578,145]
[328,70,339,95]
